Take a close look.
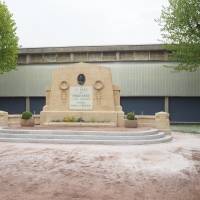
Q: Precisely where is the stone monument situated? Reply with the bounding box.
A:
[40,62,124,126]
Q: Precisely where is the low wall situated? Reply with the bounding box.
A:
[136,115,156,127]
[2,113,171,135]
[8,115,40,126]
[7,114,156,127]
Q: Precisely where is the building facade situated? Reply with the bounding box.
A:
[0,44,199,122]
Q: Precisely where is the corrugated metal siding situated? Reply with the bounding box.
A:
[0,62,200,96]
[0,63,64,96]
[101,62,200,96]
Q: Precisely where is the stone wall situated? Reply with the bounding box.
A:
[7,115,40,126]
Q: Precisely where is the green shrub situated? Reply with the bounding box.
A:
[127,112,135,120]
[63,116,76,122]
[51,119,62,122]
[90,117,95,122]
[63,117,70,122]
[76,117,85,122]
[21,111,33,119]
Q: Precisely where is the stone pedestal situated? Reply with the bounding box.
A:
[0,111,8,127]
[20,119,35,126]
[124,120,138,128]
[155,112,171,135]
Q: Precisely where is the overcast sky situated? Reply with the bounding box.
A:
[3,0,169,48]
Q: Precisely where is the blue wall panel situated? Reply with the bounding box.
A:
[1,96,199,122]
[30,97,45,114]
[169,97,200,122]
[0,97,26,114]
[120,97,164,115]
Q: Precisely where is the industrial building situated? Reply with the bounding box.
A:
[0,44,199,122]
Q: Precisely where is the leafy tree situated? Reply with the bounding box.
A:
[156,0,200,72]
[0,1,19,74]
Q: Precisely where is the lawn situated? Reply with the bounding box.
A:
[171,124,200,134]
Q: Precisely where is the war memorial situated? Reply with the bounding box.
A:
[40,62,124,127]
[0,62,171,145]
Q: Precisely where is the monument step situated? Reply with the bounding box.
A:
[0,132,165,140]
[0,128,172,145]
[0,135,172,145]
[0,128,159,136]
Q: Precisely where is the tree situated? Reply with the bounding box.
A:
[0,1,19,74]
[156,0,200,72]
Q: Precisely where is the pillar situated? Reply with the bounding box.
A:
[155,111,171,135]
[26,97,30,111]
[164,97,169,113]
[0,111,8,126]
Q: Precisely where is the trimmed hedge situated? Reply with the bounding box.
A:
[21,111,33,119]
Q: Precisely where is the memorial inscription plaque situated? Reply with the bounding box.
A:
[70,86,92,110]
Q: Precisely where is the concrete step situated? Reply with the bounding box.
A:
[0,132,165,140]
[0,135,172,145]
[0,128,172,145]
[0,128,159,136]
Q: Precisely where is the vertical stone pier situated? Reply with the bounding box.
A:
[0,111,8,127]
[155,111,171,135]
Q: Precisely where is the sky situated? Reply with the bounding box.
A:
[3,0,169,48]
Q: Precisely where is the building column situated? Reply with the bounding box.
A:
[116,52,120,61]
[70,53,74,62]
[101,52,103,60]
[26,54,31,63]
[26,97,30,111]
[164,51,168,60]
[164,97,169,113]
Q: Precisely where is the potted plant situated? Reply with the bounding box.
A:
[20,111,35,126]
[124,112,138,128]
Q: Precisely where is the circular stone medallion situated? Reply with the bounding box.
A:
[60,81,69,90]
[94,80,104,90]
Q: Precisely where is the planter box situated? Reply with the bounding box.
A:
[124,120,138,128]
[20,119,35,126]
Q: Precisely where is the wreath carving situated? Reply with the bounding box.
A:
[60,81,69,90]
[93,80,104,90]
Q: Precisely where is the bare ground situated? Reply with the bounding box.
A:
[0,128,200,200]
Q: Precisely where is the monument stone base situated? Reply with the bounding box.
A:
[40,111,124,127]
[44,122,116,127]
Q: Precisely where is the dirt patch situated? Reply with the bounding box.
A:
[0,132,200,199]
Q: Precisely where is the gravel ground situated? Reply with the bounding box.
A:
[0,130,199,200]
